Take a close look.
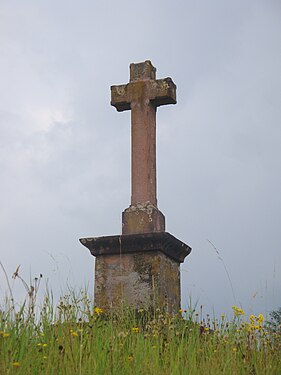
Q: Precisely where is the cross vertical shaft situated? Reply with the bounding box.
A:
[131,88,157,206]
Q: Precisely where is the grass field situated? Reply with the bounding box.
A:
[0,287,280,375]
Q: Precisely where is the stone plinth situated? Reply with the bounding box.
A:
[80,232,191,311]
[122,203,165,235]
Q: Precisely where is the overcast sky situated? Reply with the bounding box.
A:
[0,0,280,317]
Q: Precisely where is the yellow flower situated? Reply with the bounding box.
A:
[42,343,48,347]
[3,333,10,338]
[249,315,255,323]
[132,327,139,333]
[71,331,79,337]
[232,306,245,316]
[43,356,47,360]
[257,314,264,324]
[12,362,20,367]
[128,356,133,361]
[232,347,237,352]
[94,307,103,315]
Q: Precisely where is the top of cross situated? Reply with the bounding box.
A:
[129,60,156,81]
[111,60,176,112]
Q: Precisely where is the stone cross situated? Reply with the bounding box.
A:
[80,61,191,312]
[111,60,177,234]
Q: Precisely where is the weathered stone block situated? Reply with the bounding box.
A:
[122,203,165,234]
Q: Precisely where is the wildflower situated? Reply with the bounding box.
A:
[12,362,20,367]
[37,343,42,347]
[71,331,79,337]
[249,315,255,323]
[132,327,139,333]
[254,325,262,331]
[220,314,225,320]
[257,314,264,324]
[204,327,210,332]
[42,343,48,347]
[232,347,237,352]
[232,306,245,316]
[128,356,133,361]
[94,307,103,315]
[3,333,10,338]
[152,345,157,349]
[43,356,47,360]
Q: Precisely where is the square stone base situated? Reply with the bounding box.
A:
[80,232,191,313]
[94,251,180,311]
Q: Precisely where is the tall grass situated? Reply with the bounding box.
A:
[0,272,280,374]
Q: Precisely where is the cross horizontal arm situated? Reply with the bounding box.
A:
[111,84,130,112]
[111,77,176,112]
[150,78,177,107]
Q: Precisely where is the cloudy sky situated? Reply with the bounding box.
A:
[0,0,280,316]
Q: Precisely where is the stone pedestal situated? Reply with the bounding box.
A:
[79,232,191,312]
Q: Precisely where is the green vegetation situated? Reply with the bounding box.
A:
[266,307,281,334]
[0,288,280,375]
[0,268,280,374]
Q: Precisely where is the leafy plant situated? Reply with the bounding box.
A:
[266,307,281,333]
